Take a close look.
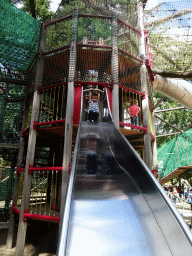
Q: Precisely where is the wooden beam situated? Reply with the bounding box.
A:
[15,23,46,256]
[154,95,164,110]
[7,97,25,103]
[138,2,152,169]
[6,105,28,249]
[112,13,119,128]
[154,114,183,132]
[0,77,27,85]
[0,143,19,149]
[153,70,192,79]
[156,132,181,138]
[154,107,186,113]
[159,165,192,185]
[60,9,78,220]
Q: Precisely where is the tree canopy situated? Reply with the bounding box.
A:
[10,0,54,21]
[154,91,192,148]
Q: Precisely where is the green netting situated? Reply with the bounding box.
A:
[144,0,192,79]
[0,0,41,72]
[0,168,14,222]
[158,129,192,178]
[0,84,25,143]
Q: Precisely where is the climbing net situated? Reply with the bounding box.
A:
[0,0,41,73]
[144,0,192,79]
[0,82,24,144]
[158,129,192,178]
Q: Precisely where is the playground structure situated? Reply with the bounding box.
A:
[0,0,192,255]
[158,128,192,184]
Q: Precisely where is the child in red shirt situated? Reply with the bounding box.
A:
[128,100,140,126]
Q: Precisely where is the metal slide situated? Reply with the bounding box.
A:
[57,91,192,256]
[154,75,192,110]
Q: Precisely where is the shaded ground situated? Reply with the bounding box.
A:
[0,221,58,256]
[0,202,191,255]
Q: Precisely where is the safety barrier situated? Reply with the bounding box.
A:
[15,166,62,222]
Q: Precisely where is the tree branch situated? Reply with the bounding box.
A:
[29,0,36,19]
[152,70,192,78]
[154,114,183,132]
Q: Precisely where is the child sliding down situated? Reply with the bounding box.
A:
[88,88,100,123]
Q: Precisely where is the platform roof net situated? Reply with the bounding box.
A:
[157,129,192,179]
[52,0,139,25]
[144,0,192,80]
[43,0,143,92]
[0,0,41,72]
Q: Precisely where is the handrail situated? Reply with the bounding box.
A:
[83,88,104,93]
[57,87,84,256]
[105,87,113,122]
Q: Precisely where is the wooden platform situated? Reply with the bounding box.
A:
[120,127,145,150]
[0,143,19,149]
[159,165,192,185]
[22,122,146,151]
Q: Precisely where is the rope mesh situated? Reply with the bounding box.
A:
[158,129,192,179]
[0,167,14,222]
[0,84,24,143]
[0,0,41,72]
[144,0,192,78]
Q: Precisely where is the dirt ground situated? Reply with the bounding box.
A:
[175,201,192,229]
[0,221,58,256]
[0,202,191,256]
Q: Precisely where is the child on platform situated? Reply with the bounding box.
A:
[128,100,140,126]
[88,89,100,123]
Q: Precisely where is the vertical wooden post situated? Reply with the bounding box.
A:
[111,13,119,128]
[99,93,103,122]
[152,113,158,173]
[14,23,46,256]
[138,2,152,169]
[60,9,78,217]
[6,106,28,249]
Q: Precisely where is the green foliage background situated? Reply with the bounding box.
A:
[154,91,192,148]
